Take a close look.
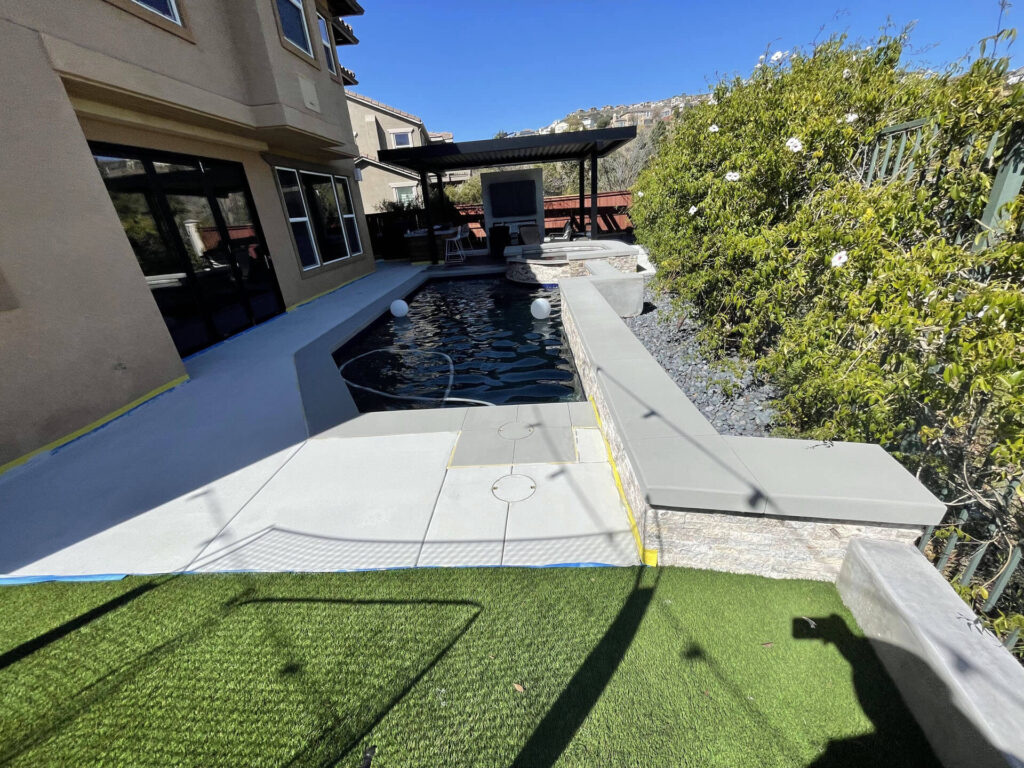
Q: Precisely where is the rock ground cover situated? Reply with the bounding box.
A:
[626,289,776,436]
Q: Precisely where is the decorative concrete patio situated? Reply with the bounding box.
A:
[0,264,636,579]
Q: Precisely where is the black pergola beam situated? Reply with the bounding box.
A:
[378,126,637,175]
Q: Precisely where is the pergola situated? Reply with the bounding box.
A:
[378,126,637,261]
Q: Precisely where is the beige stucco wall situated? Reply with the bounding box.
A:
[357,162,420,213]
[0,2,377,468]
[0,19,186,467]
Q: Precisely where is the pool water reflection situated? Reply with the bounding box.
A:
[332,279,582,411]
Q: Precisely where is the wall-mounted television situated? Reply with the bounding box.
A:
[489,180,537,219]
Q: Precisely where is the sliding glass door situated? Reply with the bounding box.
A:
[92,144,284,357]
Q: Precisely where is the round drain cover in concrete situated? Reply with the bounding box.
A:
[498,422,534,440]
[492,474,536,502]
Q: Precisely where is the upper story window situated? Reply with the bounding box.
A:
[132,0,182,23]
[317,14,337,75]
[276,0,313,57]
[391,131,413,148]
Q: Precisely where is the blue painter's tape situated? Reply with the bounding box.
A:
[0,573,127,586]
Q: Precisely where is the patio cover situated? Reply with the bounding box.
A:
[377,126,636,173]
[377,127,637,255]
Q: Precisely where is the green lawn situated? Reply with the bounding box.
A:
[0,567,934,767]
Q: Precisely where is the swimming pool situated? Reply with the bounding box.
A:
[332,278,582,411]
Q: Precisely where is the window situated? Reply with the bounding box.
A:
[334,176,363,256]
[300,172,349,263]
[276,166,362,268]
[317,14,337,75]
[131,0,181,23]
[275,168,320,269]
[393,185,416,205]
[391,131,412,148]
[276,0,313,56]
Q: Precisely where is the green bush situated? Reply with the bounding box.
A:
[632,30,1024,633]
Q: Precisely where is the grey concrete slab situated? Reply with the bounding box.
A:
[193,432,455,572]
[517,402,572,428]
[502,533,638,566]
[838,539,1024,768]
[450,428,516,466]
[418,465,510,567]
[315,408,467,439]
[513,426,577,464]
[462,404,519,430]
[723,436,946,525]
[585,260,645,317]
[504,462,638,565]
[568,400,598,427]
[575,428,607,463]
[597,358,718,438]
[629,435,767,514]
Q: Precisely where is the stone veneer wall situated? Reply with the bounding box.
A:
[563,296,922,582]
[507,254,637,285]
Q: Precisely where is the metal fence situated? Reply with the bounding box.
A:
[861,118,1024,248]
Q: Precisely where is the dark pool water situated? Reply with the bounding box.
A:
[332,278,582,411]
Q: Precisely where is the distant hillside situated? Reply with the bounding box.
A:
[508,92,710,137]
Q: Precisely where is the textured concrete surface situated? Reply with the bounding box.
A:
[838,539,1024,768]
[585,259,645,317]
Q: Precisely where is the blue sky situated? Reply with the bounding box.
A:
[341,1,1020,140]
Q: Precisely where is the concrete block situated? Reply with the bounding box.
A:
[838,539,1024,768]
[724,436,946,526]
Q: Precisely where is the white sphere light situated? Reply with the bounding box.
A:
[530,298,552,320]
[390,299,409,318]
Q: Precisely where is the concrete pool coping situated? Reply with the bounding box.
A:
[558,276,947,579]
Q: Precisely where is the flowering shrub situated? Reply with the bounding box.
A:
[632,31,1024,638]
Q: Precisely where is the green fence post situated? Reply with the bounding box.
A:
[1004,627,1021,652]
[918,526,934,553]
[977,125,1024,251]
[960,541,990,585]
[984,547,1022,612]
[936,532,959,571]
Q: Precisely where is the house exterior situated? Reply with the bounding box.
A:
[346,92,467,211]
[0,0,376,470]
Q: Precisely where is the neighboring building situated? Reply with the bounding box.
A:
[346,91,466,210]
[0,0,376,469]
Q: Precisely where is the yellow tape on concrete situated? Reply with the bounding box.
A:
[285,272,367,312]
[0,374,189,477]
[590,396,658,566]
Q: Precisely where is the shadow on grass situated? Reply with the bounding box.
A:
[510,568,657,768]
[0,579,165,671]
[795,614,997,768]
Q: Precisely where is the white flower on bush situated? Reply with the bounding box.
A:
[688,205,698,215]
[725,171,741,182]
[844,112,859,123]
[831,250,849,268]
[637,190,644,198]
[709,124,720,133]
[770,50,784,63]
[843,68,853,79]
[785,137,804,153]
[759,54,766,62]
[977,305,989,319]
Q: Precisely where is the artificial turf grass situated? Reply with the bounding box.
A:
[0,567,936,767]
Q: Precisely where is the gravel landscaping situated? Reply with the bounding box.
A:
[625,289,777,436]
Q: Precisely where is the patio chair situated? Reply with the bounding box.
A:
[546,220,577,242]
[444,225,471,264]
[518,223,542,245]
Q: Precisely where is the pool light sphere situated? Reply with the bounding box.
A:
[390,299,409,318]
[530,298,551,320]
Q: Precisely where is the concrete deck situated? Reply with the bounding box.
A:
[0,264,636,578]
